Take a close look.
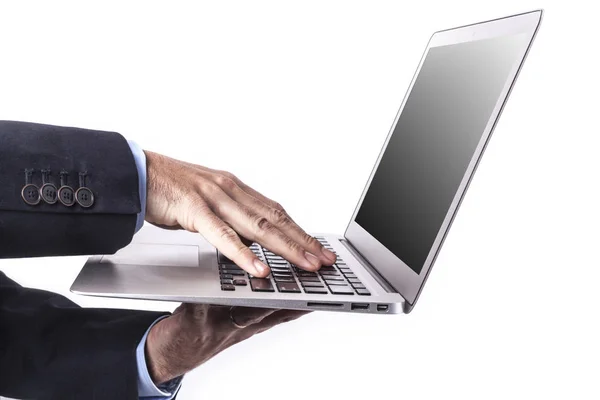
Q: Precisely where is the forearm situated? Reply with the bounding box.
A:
[0,271,168,399]
[0,120,142,258]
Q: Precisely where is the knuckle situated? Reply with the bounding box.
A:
[271,208,290,226]
[284,236,303,254]
[304,234,321,248]
[214,224,238,242]
[215,175,237,191]
[221,171,239,181]
[255,216,272,233]
[199,179,221,195]
[272,202,286,212]
[234,243,251,259]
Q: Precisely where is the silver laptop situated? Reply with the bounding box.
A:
[71,10,542,314]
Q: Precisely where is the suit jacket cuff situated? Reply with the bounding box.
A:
[127,140,147,233]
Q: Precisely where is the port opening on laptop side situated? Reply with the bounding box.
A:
[342,11,543,313]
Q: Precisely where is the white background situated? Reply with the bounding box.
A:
[1,1,599,399]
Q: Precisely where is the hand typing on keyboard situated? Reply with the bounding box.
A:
[144,151,337,277]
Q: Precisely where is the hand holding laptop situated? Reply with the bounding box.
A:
[146,304,309,384]
[144,151,337,278]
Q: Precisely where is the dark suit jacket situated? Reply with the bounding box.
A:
[0,121,169,399]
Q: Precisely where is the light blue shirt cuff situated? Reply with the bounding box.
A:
[136,316,184,399]
[127,140,147,233]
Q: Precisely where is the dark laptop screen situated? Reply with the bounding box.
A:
[355,34,526,274]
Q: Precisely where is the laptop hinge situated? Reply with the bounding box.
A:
[339,238,398,294]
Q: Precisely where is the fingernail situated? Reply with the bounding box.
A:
[305,252,321,270]
[322,248,337,263]
[253,259,269,277]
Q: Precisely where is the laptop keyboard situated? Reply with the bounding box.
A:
[218,237,370,296]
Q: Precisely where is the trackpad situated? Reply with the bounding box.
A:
[100,244,200,267]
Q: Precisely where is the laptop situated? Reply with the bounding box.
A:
[71,10,543,314]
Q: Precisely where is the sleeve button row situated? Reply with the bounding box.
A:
[21,169,94,208]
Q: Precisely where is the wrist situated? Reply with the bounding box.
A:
[145,313,187,384]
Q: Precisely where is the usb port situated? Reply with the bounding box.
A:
[376,304,389,312]
[351,303,369,311]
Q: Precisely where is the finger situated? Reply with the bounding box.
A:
[239,235,254,247]
[253,309,311,331]
[189,200,270,277]
[213,196,323,272]
[219,183,336,265]
[228,306,279,328]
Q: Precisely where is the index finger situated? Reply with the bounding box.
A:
[192,206,270,277]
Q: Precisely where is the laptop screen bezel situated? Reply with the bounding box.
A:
[344,10,543,307]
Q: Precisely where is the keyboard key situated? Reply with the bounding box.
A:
[233,279,247,286]
[249,274,271,279]
[218,251,233,264]
[220,274,233,280]
[298,276,321,282]
[319,266,337,271]
[342,272,356,278]
[268,260,289,266]
[219,263,242,270]
[272,274,293,280]
[270,267,291,272]
[297,270,317,275]
[319,271,340,276]
[322,276,344,282]
[300,281,325,288]
[336,262,347,266]
[221,284,235,291]
[250,279,275,292]
[327,282,350,286]
[274,276,296,283]
[221,270,245,276]
[298,275,319,280]
[220,279,233,285]
[329,286,354,295]
[277,282,301,293]
[356,288,371,296]
[305,287,329,294]
[351,283,366,290]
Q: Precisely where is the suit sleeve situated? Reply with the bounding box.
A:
[0,120,142,258]
[0,121,169,399]
[0,271,169,399]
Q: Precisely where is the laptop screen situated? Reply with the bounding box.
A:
[355,34,527,274]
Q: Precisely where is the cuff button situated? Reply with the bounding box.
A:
[58,186,76,207]
[40,183,58,204]
[75,187,95,208]
[21,184,41,206]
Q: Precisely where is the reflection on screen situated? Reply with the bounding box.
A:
[355,34,526,274]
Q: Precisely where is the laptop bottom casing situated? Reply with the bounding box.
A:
[70,225,405,314]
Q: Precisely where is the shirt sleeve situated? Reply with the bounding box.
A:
[136,316,184,399]
[127,140,147,233]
